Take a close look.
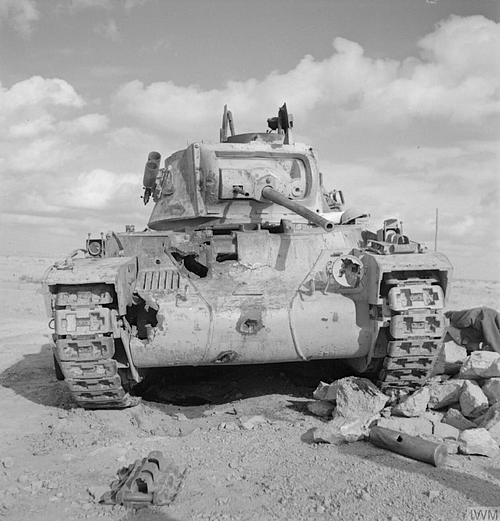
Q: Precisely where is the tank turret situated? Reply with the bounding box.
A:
[143,104,340,232]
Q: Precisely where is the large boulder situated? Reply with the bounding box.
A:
[442,408,477,431]
[459,352,500,379]
[431,342,468,376]
[312,381,340,402]
[375,417,434,437]
[433,422,460,440]
[307,400,335,418]
[481,378,500,406]
[313,377,389,444]
[458,428,500,458]
[422,410,445,426]
[427,379,465,409]
[479,403,500,445]
[392,387,430,418]
[460,381,490,419]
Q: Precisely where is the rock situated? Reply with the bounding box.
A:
[61,454,77,462]
[218,422,239,431]
[239,415,268,430]
[375,417,434,437]
[442,439,459,454]
[313,377,389,444]
[1,497,15,511]
[460,381,489,419]
[2,458,14,469]
[459,352,500,379]
[479,403,500,444]
[87,486,109,503]
[312,381,339,402]
[422,411,445,426]
[474,412,488,426]
[312,382,329,400]
[380,407,392,419]
[313,416,376,444]
[482,378,500,405]
[427,490,440,500]
[432,342,468,376]
[479,403,500,428]
[487,420,500,445]
[442,408,477,431]
[307,400,335,418]
[392,387,430,417]
[179,424,199,437]
[458,428,500,457]
[384,389,410,406]
[428,380,465,409]
[31,481,43,493]
[433,422,460,440]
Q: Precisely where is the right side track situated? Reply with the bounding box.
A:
[374,273,447,392]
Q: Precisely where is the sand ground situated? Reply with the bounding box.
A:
[1,254,499,521]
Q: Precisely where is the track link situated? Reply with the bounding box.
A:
[374,279,446,392]
[52,284,136,409]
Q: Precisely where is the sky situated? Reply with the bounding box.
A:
[0,0,498,281]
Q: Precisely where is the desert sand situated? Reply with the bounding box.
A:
[0,254,499,521]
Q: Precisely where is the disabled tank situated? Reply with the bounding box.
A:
[42,104,453,409]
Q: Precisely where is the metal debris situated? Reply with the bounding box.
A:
[100,451,184,509]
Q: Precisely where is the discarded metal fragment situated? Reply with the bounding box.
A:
[101,451,184,509]
[369,425,448,467]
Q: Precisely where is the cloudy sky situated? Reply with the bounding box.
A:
[0,0,498,281]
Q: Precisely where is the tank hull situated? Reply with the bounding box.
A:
[124,226,373,367]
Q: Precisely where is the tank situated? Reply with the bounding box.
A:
[42,104,453,409]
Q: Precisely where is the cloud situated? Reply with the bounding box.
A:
[6,114,56,139]
[0,74,150,243]
[67,0,154,12]
[61,169,137,210]
[0,0,39,38]
[0,78,123,143]
[112,15,500,135]
[0,77,111,186]
[323,134,499,257]
[0,76,84,116]
[94,18,121,42]
[60,113,109,134]
[68,0,114,9]
[124,0,154,10]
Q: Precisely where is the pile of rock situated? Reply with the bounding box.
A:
[309,351,500,459]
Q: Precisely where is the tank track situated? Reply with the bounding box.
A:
[52,283,137,409]
[372,275,447,393]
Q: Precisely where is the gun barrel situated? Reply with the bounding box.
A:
[261,186,334,232]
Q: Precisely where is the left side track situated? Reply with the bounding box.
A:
[51,283,134,409]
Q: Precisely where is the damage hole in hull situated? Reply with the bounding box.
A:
[127,293,159,340]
